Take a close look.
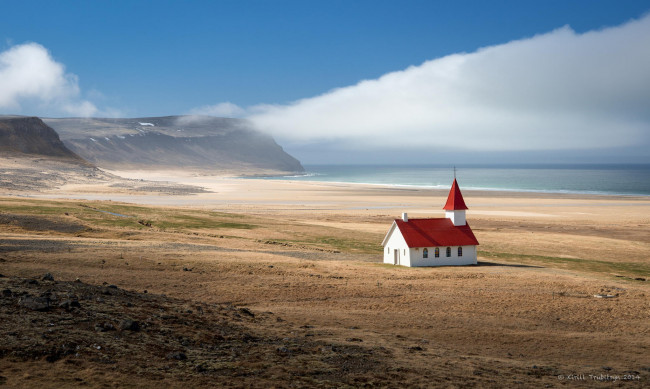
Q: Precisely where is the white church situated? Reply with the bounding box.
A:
[382,178,479,267]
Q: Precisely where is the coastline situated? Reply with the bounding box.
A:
[15,174,648,239]
[258,163,650,197]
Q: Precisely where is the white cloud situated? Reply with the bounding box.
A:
[249,14,650,151]
[0,42,97,117]
[189,102,246,118]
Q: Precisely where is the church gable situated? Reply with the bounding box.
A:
[394,218,479,248]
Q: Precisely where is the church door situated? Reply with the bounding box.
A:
[394,249,400,265]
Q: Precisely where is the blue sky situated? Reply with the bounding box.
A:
[1,1,649,163]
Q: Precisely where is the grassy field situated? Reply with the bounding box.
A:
[1,195,649,388]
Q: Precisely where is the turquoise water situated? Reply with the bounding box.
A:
[263,164,650,196]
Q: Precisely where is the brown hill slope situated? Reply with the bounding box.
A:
[0,117,86,162]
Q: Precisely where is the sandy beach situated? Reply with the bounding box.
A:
[1,171,649,387]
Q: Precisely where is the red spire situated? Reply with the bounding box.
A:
[443,178,468,210]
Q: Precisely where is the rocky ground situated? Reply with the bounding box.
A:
[0,273,394,388]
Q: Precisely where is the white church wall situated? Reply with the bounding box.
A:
[383,224,409,265]
[409,245,477,267]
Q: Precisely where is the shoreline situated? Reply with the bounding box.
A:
[251,163,650,197]
[9,176,648,217]
[106,169,650,201]
[245,177,650,199]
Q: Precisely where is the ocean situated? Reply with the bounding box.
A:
[262,164,650,196]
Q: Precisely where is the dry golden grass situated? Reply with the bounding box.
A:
[1,184,649,387]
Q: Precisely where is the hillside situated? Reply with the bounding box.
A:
[0,116,206,194]
[0,116,86,162]
[44,116,304,173]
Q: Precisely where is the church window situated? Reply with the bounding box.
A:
[458,247,463,257]
[423,248,428,258]
[435,247,439,258]
[446,247,451,257]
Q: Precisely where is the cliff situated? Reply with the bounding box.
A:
[44,116,304,173]
[0,117,86,162]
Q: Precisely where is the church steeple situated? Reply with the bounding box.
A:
[443,178,468,211]
[443,178,468,225]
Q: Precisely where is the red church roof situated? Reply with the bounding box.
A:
[442,178,468,210]
[393,218,479,248]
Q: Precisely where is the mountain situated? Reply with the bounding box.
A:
[43,116,304,173]
[0,116,207,194]
[0,116,86,162]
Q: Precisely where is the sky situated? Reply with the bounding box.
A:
[1,0,649,164]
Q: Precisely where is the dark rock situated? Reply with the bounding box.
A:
[276,346,290,354]
[239,307,255,317]
[241,333,257,343]
[602,366,612,371]
[2,289,12,297]
[166,351,187,360]
[635,278,646,281]
[119,319,140,332]
[90,357,116,364]
[182,267,192,272]
[409,346,424,351]
[42,273,54,281]
[95,322,116,332]
[58,299,81,310]
[346,338,363,342]
[107,285,118,289]
[0,273,4,278]
[19,296,50,311]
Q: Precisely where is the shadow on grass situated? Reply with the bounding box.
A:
[477,261,543,268]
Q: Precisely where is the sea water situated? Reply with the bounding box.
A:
[263,164,650,196]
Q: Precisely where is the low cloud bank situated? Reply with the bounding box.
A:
[188,102,246,118]
[243,14,650,152]
[0,43,97,117]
